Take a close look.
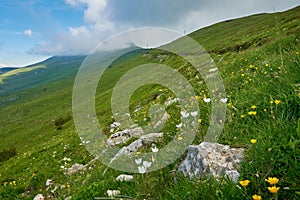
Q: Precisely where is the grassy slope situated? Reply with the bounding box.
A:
[0,6,300,200]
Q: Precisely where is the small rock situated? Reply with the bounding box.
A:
[116,174,133,182]
[110,122,121,133]
[33,194,44,200]
[67,163,86,175]
[107,190,120,197]
[107,127,144,146]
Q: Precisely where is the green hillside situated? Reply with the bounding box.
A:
[0,6,300,199]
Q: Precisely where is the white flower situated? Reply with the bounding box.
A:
[138,166,147,174]
[180,111,189,118]
[143,161,152,168]
[176,123,182,128]
[190,111,198,117]
[46,179,53,186]
[50,186,58,193]
[135,158,142,165]
[151,146,159,153]
[107,190,120,197]
[62,157,71,162]
[116,174,133,182]
[203,98,211,103]
[220,98,228,103]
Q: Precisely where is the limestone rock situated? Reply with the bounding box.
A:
[33,194,44,200]
[110,133,163,163]
[107,127,144,146]
[178,142,244,182]
[67,163,86,175]
[116,174,133,182]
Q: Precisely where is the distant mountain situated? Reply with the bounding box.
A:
[0,67,18,75]
[0,55,86,96]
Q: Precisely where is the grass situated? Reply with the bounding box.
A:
[0,65,46,84]
[0,5,300,200]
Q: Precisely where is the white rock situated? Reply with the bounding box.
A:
[107,190,120,197]
[116,174,133,182]
[33,194,44,200]
[67,163,86,175]
[178,142,244,183]
[107,127,144,146]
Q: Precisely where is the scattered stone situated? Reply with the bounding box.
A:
[165,98,180,106]
[67,163,86,175]
[112,133,163,160]
[107,127,144,146]
[116,174,133,182]
[33,194,44,200]
[110,122,121,133]
[153,113,169,129]
[178,142,244,183]
[107,190,120,197]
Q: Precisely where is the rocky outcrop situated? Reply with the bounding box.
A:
[178,142,244,183]
[107,127,144,146]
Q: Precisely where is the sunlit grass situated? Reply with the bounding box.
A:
[0,6,299,200]
[0,65,46,84]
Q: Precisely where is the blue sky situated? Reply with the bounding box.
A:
[0,0,299,67]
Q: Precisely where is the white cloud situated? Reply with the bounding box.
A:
[65,0,108,24]
[24,29,33,37]
[30,0,300,56]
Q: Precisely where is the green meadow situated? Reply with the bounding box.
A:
[0,6,299,200]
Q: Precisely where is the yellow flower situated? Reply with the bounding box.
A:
[177,136,183,141]
[274,100,280,105]
[249,64,254,68]
[241,74,245,77]
[195,96,200,100]
[268,186,280,193]
[251,105,257,109]
[198,119,202,123]
[265,177,279,185]
[240,114,246,118]
[252,194,262,200]
[265,63,269,67]
[248,111,257,116]
[239,180,250,187]
[250,139,257,144]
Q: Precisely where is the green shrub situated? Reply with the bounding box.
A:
[54,115,72,130]
[0,147,17,162]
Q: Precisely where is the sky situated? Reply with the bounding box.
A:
[0,0,299,67]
